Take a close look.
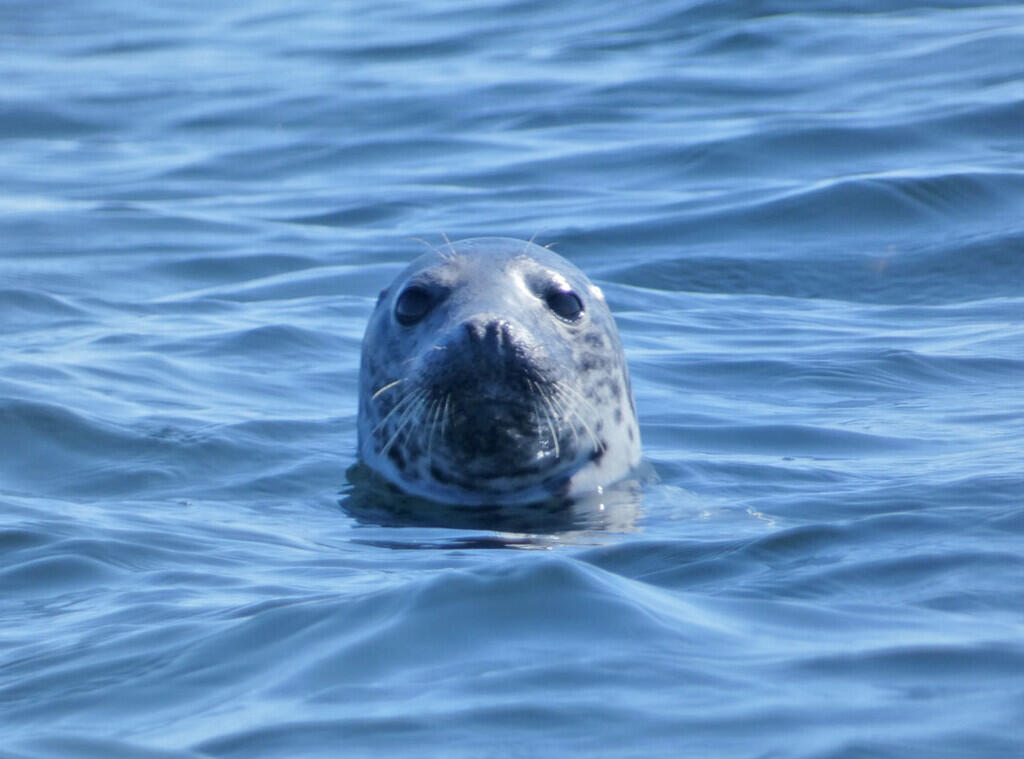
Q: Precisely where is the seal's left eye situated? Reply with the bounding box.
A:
[395,286,433,326]
[545,289,584,322]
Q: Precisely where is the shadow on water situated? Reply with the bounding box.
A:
[339,463,651,548]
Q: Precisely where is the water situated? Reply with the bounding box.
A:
[2,1,1023,756]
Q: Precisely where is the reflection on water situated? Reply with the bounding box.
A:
[340,462,649,541]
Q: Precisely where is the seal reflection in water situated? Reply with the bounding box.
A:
[357,237,641,506]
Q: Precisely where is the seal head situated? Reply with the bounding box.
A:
[357,237,641,505]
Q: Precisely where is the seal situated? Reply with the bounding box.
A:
[357,237,641,505]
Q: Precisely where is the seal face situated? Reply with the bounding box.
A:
[357,237,641,505]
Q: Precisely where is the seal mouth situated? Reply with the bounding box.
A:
[441,393,558,473]
[415,326,568,482]
[408,371,584,487]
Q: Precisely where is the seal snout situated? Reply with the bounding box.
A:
[463,315,512,350]
[416,313,554,475]
[460,315,522,369]
[431,314,545,389]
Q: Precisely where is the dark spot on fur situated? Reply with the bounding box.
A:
[615,408,623,424]
[387,446,405,470]
[583,330,605,348]
[589,446,605,465]
[580,352,612,373]
[628,426,635,442]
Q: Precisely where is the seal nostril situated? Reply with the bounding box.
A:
[463,320,486,344]
[485,320,503,348]
[462,318,510,350]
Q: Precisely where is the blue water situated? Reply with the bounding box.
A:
[2,1,1023,756]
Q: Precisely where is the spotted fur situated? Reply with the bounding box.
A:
[357,237,641,505]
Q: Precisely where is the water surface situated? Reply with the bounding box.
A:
[2,1,1023,757]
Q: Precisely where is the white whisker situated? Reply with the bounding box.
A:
[408,236,441,256]
[440,231,456,260]
[440,394,451,444]
[530,380,561,460]
[545,382,580,450]
[371,378,404,400]
[381,391,427,456]
[551,382,603,452]
[426,396,444,463]
[372,387,425,435]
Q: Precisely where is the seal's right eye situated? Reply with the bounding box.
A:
[394,286,433,326]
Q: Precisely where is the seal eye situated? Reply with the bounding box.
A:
[395,286,433,326]
[545,289,584,322]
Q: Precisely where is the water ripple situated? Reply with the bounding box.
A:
[2,0,1023,756]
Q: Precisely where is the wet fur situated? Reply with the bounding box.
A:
[357,237,641,505]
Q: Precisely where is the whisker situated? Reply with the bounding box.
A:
[426,396,444,463]
[440,394,451,444]
[407,236,441,256]
[373,387,425,435]
[371,378,404,400]
[553,381,604,422]
[381,391,427,456]
[551,383,603,452]
[530,380,561,460]
[545,382,579,450]
[527,229,550,249]
[440,231,456,260]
